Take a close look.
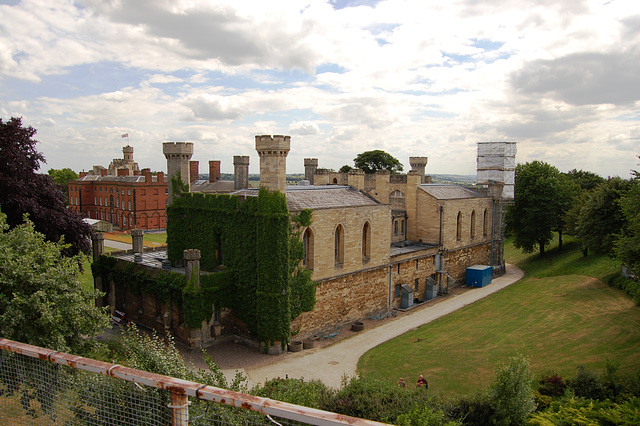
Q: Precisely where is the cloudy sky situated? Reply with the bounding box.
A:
[1,0,639,178]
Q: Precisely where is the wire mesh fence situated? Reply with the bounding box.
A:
[1,339,385,426]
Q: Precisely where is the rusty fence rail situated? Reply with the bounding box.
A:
[0,339,386,425]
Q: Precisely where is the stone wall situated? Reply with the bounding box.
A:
[444,241,492,284]
[308,205,391,280]
[292,266,390,339]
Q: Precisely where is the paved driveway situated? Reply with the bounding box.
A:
[244,264,524,388]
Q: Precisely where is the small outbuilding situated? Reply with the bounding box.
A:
[466,265,492,288]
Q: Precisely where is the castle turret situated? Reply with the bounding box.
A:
[304,158,318,185]
[123,145,134,162]
[409,156,428,183]
[255,135,290,193]
[163,142,193,203]
[233,156,250,190]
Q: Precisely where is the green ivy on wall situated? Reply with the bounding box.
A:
[93,188,316,348]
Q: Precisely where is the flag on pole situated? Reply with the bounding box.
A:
[121,133,129,138]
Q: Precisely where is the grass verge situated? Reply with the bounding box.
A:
[357,234,638,396]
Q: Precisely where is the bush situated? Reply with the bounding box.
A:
[443,391,495,426]
[395,404,461,426]
[319,375,432,423]
[609,275,640,306]
[537,371,566,397]
[251,378,329,409]
[567,365,605,401]
[485,355,537,425]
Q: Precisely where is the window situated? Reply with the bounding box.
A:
[94,197,97,205]
[116,198,119,207]
[128,201,131,210]
[483,209,488,236]
[128,189,131,195]
[362,222,371,260]
[303,228,314,269]
[121,190,124,195]
[334,224,344,265]
[75,197,78,205]
[456,211,462,241]
[110,187,113,193]
[99,197,102,206]
[401,219,406,236]
[129,217,132,226]
[470,210,476,239]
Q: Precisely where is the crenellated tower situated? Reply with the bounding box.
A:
[304,158,319,185]
[255,135,290,193]
[163,142,194,203]
[409,156,428,183]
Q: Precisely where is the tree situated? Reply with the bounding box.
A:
[0,117,92,256]
[553,173,581,250]
[616,179,640,276]
[353,150,403,174]
[0,209,109,353]
[576,177,631,255]
[48,167,79,204]
[565,169,605,191]
[506,161,564,255]
[339,164,352,173]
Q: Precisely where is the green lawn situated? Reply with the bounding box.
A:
[357,234,639,396]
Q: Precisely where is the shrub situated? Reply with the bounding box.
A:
[251,377,329,409]
[608,275,640,306]
[395,404,461,426]
[485,355,537,425]
[443,391,495,426]
[537,371,566,397]
[568,365,605,401]
[319,375,432,423]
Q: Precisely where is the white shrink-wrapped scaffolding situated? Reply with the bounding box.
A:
[477,141,517,199]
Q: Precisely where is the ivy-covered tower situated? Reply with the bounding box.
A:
[163,142,193,203]
[256,135,290,193]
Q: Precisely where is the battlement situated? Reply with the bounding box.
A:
[409,156,428,167]
[255,135,290,155]
[163,142,194,156]
[233,155,250,165]
[123,145,134,154]
[304,158,319,167]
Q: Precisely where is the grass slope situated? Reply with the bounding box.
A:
[357,234,639,396]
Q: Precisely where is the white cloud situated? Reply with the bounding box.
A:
[0,0,638,178]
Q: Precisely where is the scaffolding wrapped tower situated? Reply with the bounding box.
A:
[476,141,516,200]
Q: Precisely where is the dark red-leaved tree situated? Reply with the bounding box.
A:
[0,117,92,256]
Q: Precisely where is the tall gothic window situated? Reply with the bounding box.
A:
[335,224,344,265]
[483,209,489,236]
[470,210,476,239]
[303,228,314,270]
[362,221,371,260]
[456,211,462,241]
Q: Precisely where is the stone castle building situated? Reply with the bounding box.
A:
[97,136,514,349]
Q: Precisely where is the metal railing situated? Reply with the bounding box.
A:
[0,338,387,425]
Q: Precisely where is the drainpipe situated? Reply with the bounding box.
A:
[438,205,443,247]
[388,265,393,309]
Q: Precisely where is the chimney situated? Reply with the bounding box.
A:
[101,169,108,177]
[190,161,199,183]
[209,160,221,183]
[117,168,130,177]
[142,168,152,182]
[156,171,164,183]
[233,155,250,190]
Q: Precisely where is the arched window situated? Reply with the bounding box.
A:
[483,209,488,237]
[456,211,462,241]
[362,221,371,261]
[470,210,476,239]
[303,228,314,270]
[390,190,405,209]
[335,224,344,265]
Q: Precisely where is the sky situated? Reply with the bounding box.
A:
[1,0,639,178]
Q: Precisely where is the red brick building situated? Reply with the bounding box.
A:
[68,168,168,231]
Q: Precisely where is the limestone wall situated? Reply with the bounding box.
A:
[307,205,391,281]
[444,241,492,284]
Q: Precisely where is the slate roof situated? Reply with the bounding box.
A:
[419,184,486,200]
[190,180,235,193]
[78,175,148,183]
[232,185,381,211]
